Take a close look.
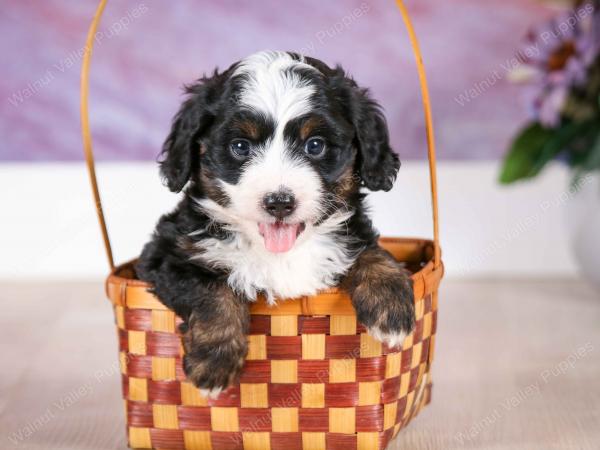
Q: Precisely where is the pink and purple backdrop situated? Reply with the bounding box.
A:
[0,0,553,162]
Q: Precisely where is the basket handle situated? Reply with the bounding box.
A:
[81,0,112,269]
[394,0,441,269]
[81,0,441,271]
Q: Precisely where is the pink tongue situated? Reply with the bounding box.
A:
[259,222,300,253]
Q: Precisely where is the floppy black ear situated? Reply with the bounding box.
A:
[332,69,400,192]
[159,71,227,193]
[351,90,400,191]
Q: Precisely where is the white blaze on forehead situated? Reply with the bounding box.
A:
[223,51,323,223]
[233,51,318,125]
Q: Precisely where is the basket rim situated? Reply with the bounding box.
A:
[106,236,443,315]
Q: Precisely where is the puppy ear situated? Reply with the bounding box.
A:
[331,69,400,192]
[159,71,226,193]
[352,89,400,191]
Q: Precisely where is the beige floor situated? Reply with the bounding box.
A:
[0,280,598,450]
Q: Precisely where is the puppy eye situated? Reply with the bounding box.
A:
[230,139,251,158]
[304,137,326,157]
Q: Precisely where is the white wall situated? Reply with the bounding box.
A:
[0,162,579,280]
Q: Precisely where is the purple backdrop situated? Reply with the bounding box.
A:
[0,0,552,161]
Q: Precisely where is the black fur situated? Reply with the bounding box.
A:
[137,52,413,393]
[158,67,237,192]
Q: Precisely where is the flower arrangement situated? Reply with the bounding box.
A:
[500,0,600,184]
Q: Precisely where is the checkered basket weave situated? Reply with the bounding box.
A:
[80,1,443,449]
[105,238,441,450]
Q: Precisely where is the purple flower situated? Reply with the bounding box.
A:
[514,1,599,127]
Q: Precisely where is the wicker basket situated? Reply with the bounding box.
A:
[80,2,443,449]
[105,238,441,450]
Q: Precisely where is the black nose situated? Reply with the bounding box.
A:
[263,192,296,220]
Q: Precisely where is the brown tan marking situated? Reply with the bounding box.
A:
[343,246,415,336]
[199,167,230,206]
[300,116,326,140]
[233,119,260,140]
[333,154,359,199]
[182,284,249,391]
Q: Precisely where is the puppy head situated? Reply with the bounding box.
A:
[160,51,399,253]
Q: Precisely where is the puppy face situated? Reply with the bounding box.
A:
[160,51,399,254]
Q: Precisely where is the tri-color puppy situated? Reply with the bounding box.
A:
[137,50,414,397]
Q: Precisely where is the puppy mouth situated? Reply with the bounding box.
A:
[258,221,306,253]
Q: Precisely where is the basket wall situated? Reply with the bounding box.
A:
[105,238,441,450]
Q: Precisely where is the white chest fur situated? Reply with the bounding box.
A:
[192,216,358,303]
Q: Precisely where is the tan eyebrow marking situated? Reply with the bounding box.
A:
[300,116,325,140]
[234,119,260,140]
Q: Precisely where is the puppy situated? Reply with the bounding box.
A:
[137,51,414,396]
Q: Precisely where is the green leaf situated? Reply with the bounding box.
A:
[564,119,600,167]
[573,131,600,184]
[535,121,596,170]
[582,132,600,171]
[499,123,555,184]
[499,121,594,184]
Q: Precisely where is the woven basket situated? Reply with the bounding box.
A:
[80,2,443,449]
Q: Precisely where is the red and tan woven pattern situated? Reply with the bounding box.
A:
[105,238,441,450]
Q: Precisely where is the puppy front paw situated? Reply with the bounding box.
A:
[353,274,415,349]
[367,326,409,349]
[199,387,224,400]
[183,349,246,397]
[182,312,248,397]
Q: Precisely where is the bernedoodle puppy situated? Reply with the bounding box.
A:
[137,50,414,397]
